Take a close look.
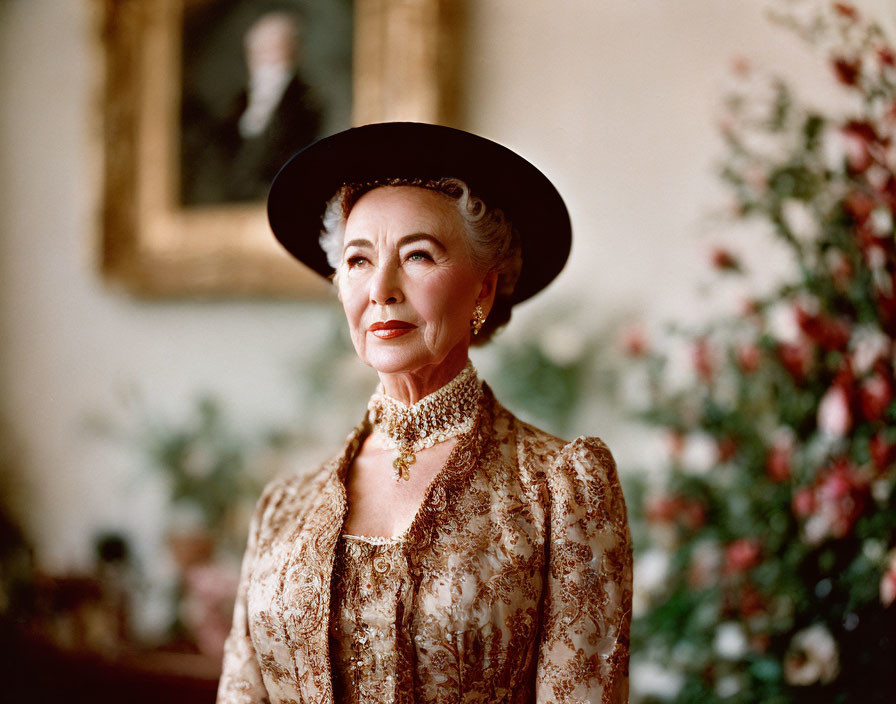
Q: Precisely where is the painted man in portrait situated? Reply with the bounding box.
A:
[223,10,321,202]
[181,8,322,205]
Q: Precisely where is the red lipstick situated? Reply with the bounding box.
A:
[369,320,417,339]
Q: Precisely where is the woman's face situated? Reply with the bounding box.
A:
[337,186,494,377]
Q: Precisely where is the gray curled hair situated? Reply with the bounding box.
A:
[319,177,522,344]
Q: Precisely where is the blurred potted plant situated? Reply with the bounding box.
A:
[624,3,896,702]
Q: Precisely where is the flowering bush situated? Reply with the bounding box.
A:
[627,4,896,702]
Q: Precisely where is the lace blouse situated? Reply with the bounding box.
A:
[217,386,632,703]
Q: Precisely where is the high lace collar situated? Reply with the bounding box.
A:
[367,361,482,481]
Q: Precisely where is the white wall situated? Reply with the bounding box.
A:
[1,0,894,579]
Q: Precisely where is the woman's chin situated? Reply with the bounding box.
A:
[366,349,433,376]
[363,342,458,377]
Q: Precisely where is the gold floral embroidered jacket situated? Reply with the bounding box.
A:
[217,387,632,704]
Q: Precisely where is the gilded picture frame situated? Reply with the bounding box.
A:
[95,0,459,298]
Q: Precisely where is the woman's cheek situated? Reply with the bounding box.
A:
[422,321,442,350]
[340,288,367,357]
[422,306,463,351]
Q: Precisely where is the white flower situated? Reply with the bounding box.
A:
[821,124,848,172]
[781,199,818,241]
[817,384,852,438]
[634,548,671,597]
[871,207,893,236]
[863,539,886,563]
[714,622,749,660]
[689,539,723,589]
[803,513,833,546]
[850,325,890,375]
[767,303,800,344]
[784,624,840,685]
[715,674,742,698]
[681,432,718,475]
[872,479,891,504]
[630,660,685,699]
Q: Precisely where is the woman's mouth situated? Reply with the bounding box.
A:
[368,320,417,339]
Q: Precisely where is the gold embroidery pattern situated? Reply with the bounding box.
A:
[217,387,632,704]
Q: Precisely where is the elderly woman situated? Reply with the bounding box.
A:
[217,123,632,704]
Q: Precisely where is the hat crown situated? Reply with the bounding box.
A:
[267,122,571,304]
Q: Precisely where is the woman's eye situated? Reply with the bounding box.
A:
[346,255,368,268]
[406,250,433,263]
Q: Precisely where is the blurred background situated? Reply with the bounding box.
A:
[2,0,896,701]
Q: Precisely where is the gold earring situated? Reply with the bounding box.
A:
[471,304,486,335]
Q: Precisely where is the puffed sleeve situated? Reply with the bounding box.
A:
[216,487,275,704]
[535,437,632,704]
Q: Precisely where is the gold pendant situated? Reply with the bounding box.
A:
[393,451,415,481]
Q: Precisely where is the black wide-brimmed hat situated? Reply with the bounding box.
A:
[267,122,571,304]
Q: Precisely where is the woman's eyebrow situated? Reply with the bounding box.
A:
[343,238,373,251]
[397,233,446,251]
[342,233,447,252]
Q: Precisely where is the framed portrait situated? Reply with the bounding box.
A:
[95,0,459,297]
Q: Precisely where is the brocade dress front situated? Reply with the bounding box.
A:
[329,533,412,702]
[217,386,632,704]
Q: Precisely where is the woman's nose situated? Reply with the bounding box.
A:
[369,262,403,305]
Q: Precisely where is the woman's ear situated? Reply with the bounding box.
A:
[477,270,499,318]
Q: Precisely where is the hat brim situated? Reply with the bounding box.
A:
[267,122,571,304]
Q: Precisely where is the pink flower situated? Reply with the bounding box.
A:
[645,494,706,532]
[741,298,762,320]
[735,583,767,619]
[645,495,680,524]
[724,538,762,574]
[766,439,793,482]
[843,190,877,224]
[665,430,685,460]
[688,541,722,589]
[737,344,761,373]
[817,383,853,438]
[841,120,886,173]
[843,134,873,173]
[778,341,814,381]
[870,432,896,474]
[619,324,648,357]
[694,338,716,383]
[792,487,815,517]
[827,249,853,291]
[859,371,893,422]
[875,274,896,336]
[802,459,870,542]
[731,55,751,75]
[842,120,883,145]
[795,305,851,351]
[832,56,861,86]
[714,436,737,464]
[881,550,896,607]
[833,3,859,20]
[711,247,742,273]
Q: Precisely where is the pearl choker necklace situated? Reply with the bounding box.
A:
[368,361,482,481]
